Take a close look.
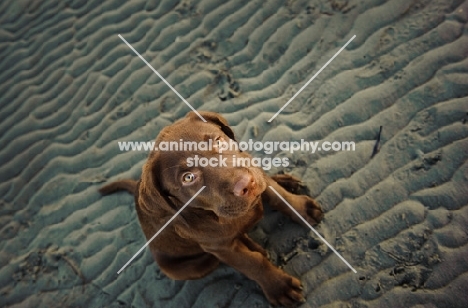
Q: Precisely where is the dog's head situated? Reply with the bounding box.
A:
[140,111,267,221]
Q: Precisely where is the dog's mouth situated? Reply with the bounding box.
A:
[230,167,266,216]
[218,193,262,218]
[218,206,250,218]
[250,190,262,204]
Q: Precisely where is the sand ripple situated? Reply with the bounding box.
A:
[1,0,467,307]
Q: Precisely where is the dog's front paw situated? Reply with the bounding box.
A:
[262,269,305,307]
[304,195,323,225]
[291,195,323,226]
[271,174,302,194]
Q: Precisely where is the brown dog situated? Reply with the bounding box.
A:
[99,111,323,306]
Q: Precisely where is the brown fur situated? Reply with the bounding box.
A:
[99,111,323,306]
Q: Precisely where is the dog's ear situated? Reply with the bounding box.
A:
[140,157,178,213]
[138,161,167,214]
[139,156,190,227]
[187,111,237,142]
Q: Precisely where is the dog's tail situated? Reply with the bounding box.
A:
[99,179,138,196]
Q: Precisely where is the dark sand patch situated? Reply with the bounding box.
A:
[1,0,467,307]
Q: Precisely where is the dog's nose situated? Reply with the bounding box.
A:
[233,174,256,197]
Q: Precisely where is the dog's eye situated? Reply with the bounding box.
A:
[182,172,195,183]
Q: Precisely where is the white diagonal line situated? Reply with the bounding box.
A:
[268,35,356,122]
[117,186,206,274]
[268,186,357,273]
[118,34,206,122]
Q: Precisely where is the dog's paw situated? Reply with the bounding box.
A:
[262,270,305,307]
[291,195,323,226]
[271,174,302,194]
[304,196,323,225]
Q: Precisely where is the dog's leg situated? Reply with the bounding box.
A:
[262,177,323,227]
[154,251,220,280]
[239,234,268,258]
[201,238,304,307]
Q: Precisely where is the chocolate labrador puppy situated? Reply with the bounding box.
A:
[99,111,323,307]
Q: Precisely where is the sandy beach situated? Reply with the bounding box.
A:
[1,0,468,307]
